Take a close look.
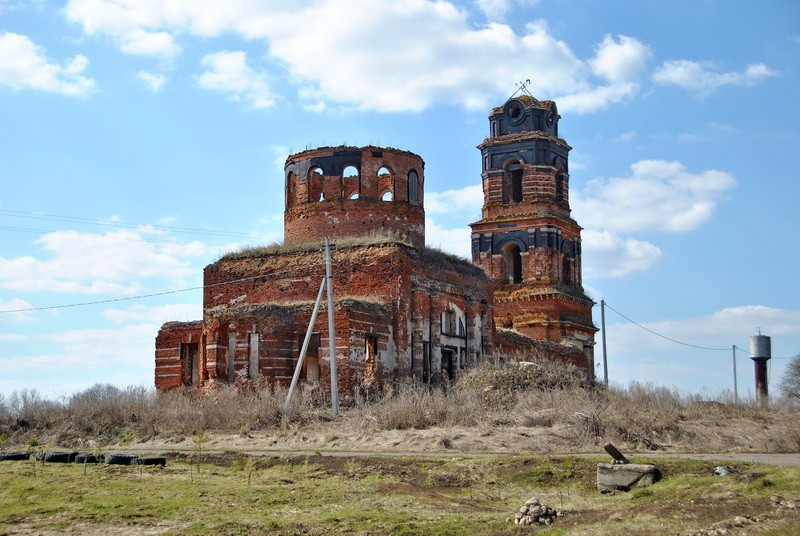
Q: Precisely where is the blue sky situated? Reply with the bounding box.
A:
[1,0,798,399]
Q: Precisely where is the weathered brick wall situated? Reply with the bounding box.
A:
[472,215,583,286]
[284,146,425,248]
[154,321,203,390]
[495,328,593,378]
[284,198,425,249]
[481,163,570,219]
[493,287,595,374]
[157,241,494,394]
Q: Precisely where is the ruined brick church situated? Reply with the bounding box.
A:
[155,93,597,394]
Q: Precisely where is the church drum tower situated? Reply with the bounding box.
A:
[470,93,596,372]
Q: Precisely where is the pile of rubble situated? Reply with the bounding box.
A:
[513,496,559,526]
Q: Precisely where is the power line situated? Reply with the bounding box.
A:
[0,225,238,247]
[0,261,327,314]
[603,302,798,359]
[0,285,206,313]
[603,301,729,351]
[0,209,264,239]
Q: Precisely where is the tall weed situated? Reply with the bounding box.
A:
[1,359,799,454]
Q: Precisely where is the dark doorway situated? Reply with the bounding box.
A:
[181,343,199,387]
[442,347,457,382]
[502,243,523,284]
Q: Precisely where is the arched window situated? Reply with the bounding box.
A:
[377,166,393,201]
[381,190,393,201]
[443,310,457,335]
[503,161,523,203]
[408,170,419,205]
[510,164,523,203]
[343,165,359,200]
[502,243,522,284]
[309,166,324,202]
[343,165,358,179]
[286,171,295,208]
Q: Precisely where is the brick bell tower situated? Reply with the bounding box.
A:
[470,90,597,366]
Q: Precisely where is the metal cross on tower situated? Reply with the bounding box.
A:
[510,79,534,99]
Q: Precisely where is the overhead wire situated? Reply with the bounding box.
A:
[0,260,327,314]
[603,300,732,351]
[3,217,798,362]
[0,209,258,238]
[0,225,238,247]
[603,301,798,359]
[0,209,280,249]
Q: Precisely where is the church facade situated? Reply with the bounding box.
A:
[154,94,596,395]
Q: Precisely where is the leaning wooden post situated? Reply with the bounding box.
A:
[285,276,326,411]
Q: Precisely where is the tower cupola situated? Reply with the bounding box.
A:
[470,90,596,368]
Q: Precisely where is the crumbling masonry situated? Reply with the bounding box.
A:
[155,95,596,396]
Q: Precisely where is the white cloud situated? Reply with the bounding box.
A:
[581,229,662,279]
[63,0,654,114]
[0,229,206,294]
[103,303,201,324]
[572,160,736,234]
[64,0,186,57]
[197,50,275,109]
[119,28,179,57]
[1,323,157,371]
[299,90,327,112]
[136,69,166,91]
[425,218,472,259]
[591,34,652,83]
[574,159,735,278]
[652,60,777,93]
[0,32,95,96]
[424,184,483,260]
[474,0,540,19]
[0,298,35,322]
[608,305,800,351]
[615,131,636,142]
[474,0,513,18]
[556,82,639,114]
[425,184,483,217]
[0,333,25,341]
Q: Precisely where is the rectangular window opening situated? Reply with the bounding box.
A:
[297,332,320,382]
[365,334,378,385]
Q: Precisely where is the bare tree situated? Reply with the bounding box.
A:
[778,352,800,402]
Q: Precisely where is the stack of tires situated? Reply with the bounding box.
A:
[0,451,166,467]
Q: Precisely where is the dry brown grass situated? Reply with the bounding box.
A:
[1,360,799,455]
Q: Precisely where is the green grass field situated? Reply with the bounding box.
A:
[1,453,799,535]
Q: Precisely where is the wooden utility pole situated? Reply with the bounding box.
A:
[601,299,608,387]
[732,345,738,402]
[324,236,339,416]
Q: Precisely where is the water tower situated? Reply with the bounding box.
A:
[749,333,771,404]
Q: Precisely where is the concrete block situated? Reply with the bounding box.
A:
[597,463,661,491]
